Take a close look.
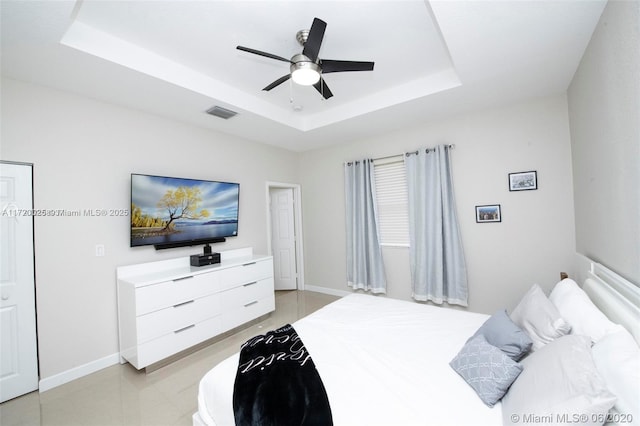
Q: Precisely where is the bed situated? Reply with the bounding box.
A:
[193,256,639,426]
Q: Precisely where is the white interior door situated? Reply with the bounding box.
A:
[269,188,297,290]
[0,162,38,402]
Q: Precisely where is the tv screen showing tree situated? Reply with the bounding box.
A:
[130,174,239,248]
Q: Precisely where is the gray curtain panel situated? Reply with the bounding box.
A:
[344,159,387,294]
[405,145,468,306]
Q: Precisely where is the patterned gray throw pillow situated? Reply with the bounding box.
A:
[450,334,523,407]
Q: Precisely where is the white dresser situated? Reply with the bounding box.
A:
[116,248,274,370]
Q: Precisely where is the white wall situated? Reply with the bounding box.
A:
[1,78,300,381]
[568,0,640,285]
[299,95,576,314]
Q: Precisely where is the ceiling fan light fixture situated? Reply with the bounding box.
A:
[290,57,321,86]
[238,17,373,100]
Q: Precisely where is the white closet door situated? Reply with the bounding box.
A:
[1,162,38,402]
[269,188,297,290]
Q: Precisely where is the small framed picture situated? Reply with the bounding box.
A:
[476,204,501,223]
[509,171,537,191]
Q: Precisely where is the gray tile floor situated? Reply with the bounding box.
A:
[0,290,340,426]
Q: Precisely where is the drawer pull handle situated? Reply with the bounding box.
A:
[243,281,258,287]
[242,262,256,267]
[173,276,194,282]
[244,301,258,308]
[173,300,194,308]
[174,324,195,334]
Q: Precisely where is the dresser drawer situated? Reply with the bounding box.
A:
[135,272,220,315]
[136,292,223,344]
[222,295,275,332]
[135,315,223,369]
[216,259,273,292]
[220,277,274,309]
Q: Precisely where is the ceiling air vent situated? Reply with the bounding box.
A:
[206,106,237,120]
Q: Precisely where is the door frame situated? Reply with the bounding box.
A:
[265,182,304,290]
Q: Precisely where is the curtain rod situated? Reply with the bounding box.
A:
[372,144,456,162]
[345,144,456,166]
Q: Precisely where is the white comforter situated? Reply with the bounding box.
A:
[196,293,503,426]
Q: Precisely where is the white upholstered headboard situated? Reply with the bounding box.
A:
[576,254,640,344]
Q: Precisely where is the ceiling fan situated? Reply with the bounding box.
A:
[236,18,374,99]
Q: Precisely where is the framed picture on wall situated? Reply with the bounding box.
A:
[476,204,501,223]
[509,171,538,191]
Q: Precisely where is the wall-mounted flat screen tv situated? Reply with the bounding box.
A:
[130,173,239,249]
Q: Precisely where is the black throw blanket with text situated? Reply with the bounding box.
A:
[232,324,333,426]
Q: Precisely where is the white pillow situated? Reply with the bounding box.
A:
[510,284,571,350]
[502,335,617,426]
[592,328,640,423]
[549,278,621,343]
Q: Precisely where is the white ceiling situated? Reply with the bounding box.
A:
[1,0,607,152]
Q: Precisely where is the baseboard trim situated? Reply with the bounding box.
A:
[39,352,120,392]
[304,285,352,298]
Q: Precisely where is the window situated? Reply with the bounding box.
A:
[373,157,410,246]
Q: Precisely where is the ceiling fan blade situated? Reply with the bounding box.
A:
[302,18,327,62]
[237,46,293,64]
[263,74,291,91]
[313,78,333,99]
[320,59,375,74]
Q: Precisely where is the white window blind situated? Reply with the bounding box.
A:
[373,157,409,246]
